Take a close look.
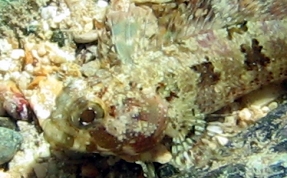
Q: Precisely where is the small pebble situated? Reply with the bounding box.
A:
[215,135,229,146]
[156,163,178,178]
[81,61,101,77]
[0,127,23,165]
[238,108,252,121]
[10,49,25,60]
[33,163,48,178]
[206,124,223,136]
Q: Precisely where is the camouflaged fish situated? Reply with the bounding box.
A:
[42,0,287,171]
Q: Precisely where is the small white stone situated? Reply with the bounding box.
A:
[9,71,21,80]
[30,95,51,120]
[46,43,75,62]
[10,49,25,60]
[37,45,47,57]
[206,124,223,135]
[261,106,270,113]
[97,0,108,8]
[37,140,51,158]
[0,59,12,72]
[215,135,229,146]
[238,108,252,121]
[53,8,71,23]
[41,6,57,20]
[81,61,101,77]
[41,20,50,32]
[73,30,98,43]
[24,64,34,73]
[30,20,39,27]
[0,39,12,53]
[268,102,278,110]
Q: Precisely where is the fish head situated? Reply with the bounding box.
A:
[42,78,169,160]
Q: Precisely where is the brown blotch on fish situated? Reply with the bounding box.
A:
[88,128,120,151]
[241,39,271,71]
[165,91,179,102]
[109,105,116,117]
[156,82,178,101]
[190,59,220,86]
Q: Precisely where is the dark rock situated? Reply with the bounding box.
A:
[203,164,246,178]
[0,127,23,164]
[149,102,287,178]
[156,163,179,178]
[0,117,17,130]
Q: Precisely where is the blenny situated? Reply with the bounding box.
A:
[41,0,287,171]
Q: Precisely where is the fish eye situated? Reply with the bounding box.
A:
[71,99,105,128]
[79,107,97,125]
[79,104,104,126]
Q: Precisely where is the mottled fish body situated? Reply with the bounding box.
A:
[42,0,287,170]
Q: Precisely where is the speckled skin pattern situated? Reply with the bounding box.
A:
[42,0,287,171]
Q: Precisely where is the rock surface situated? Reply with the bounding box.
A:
[0,127,23,165]
[155,102,287,178]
